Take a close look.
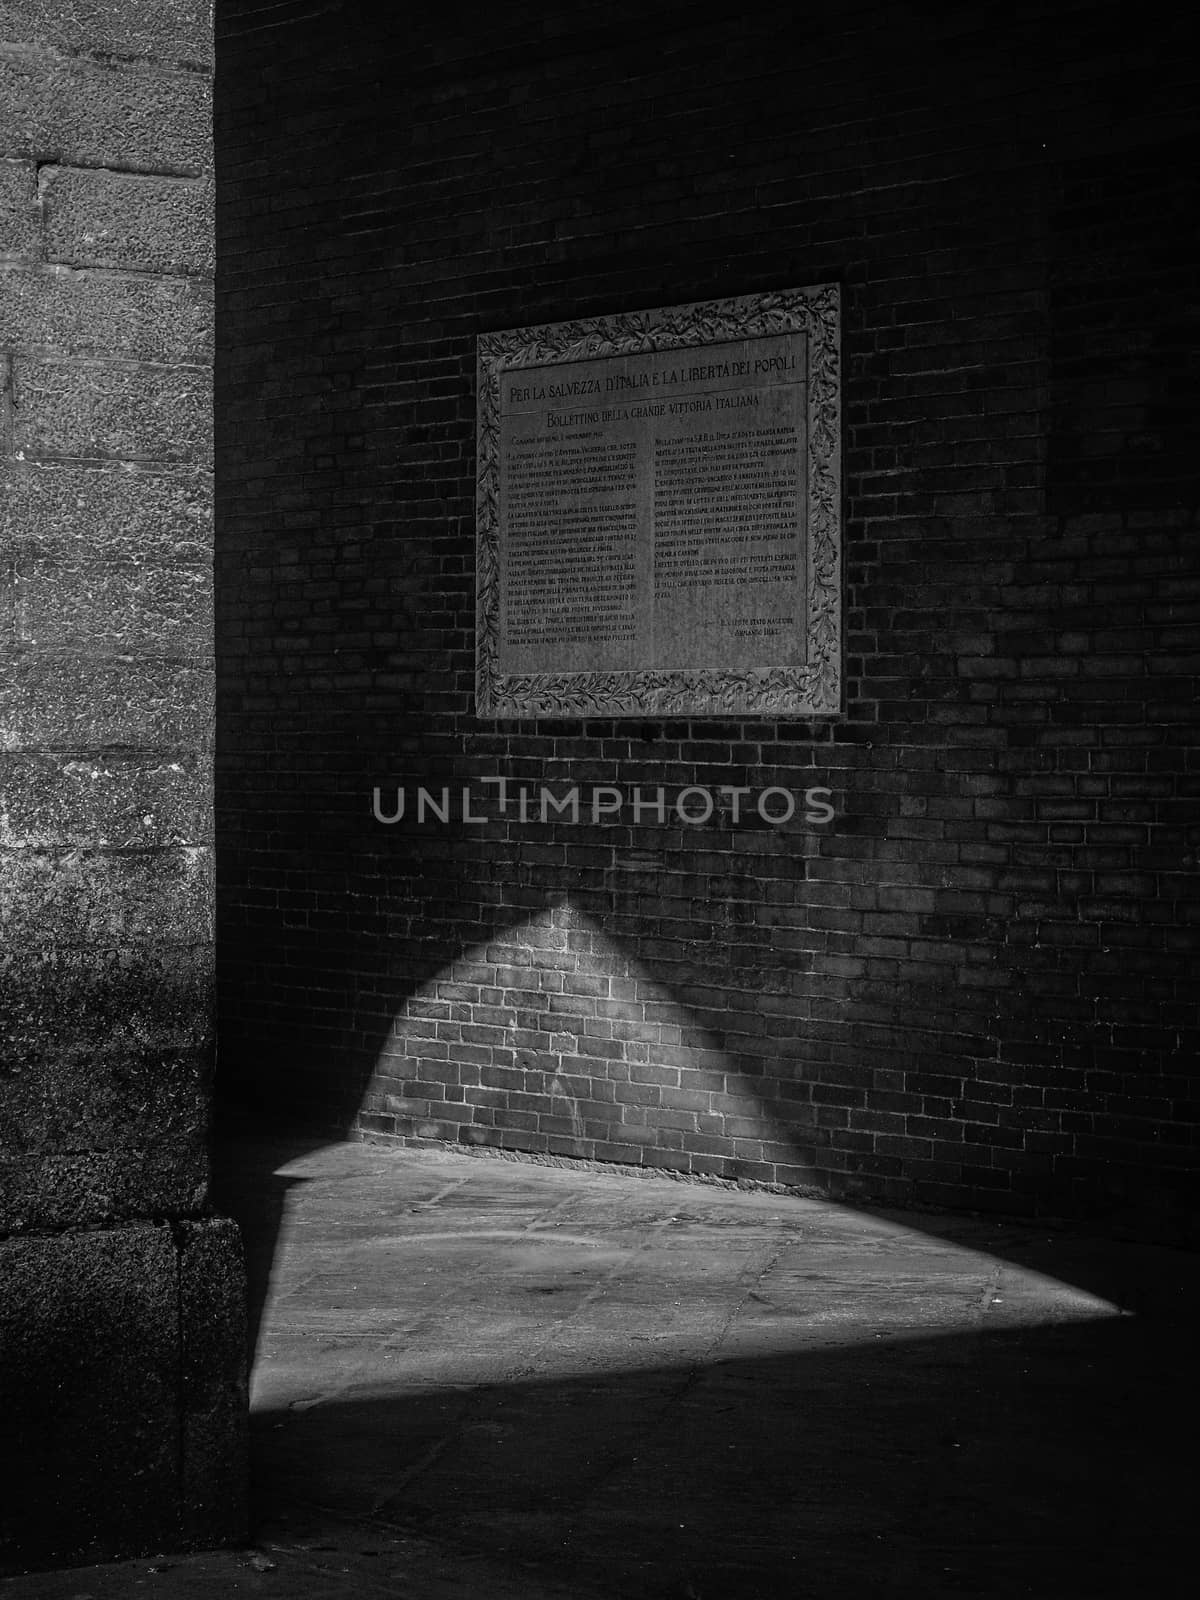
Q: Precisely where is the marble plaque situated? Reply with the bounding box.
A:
[477,286,841,718]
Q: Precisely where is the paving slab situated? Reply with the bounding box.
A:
[5,1137,1198,1599]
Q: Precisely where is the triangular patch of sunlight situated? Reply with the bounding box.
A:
[250,1137,1126,1416]
[239,904,1134,1417]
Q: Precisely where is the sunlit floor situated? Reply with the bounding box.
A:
[7,1137,1199,1598]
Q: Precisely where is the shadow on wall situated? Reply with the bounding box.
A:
[219,804,878,1179]
[218,733,1200,1241]
[245,1315,1192,1600]
[218,816,1171,1220]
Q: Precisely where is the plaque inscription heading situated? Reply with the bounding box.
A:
[477,286,841,718]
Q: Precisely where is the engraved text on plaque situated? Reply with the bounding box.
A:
[477,287,841,717]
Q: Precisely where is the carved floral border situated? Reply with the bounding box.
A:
[476,285,841,719]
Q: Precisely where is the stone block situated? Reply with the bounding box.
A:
[0,751,211,847]
[16,559,213,653]
[0,652,213,747]
[2,1042,209,1156]
[12,358,212,465]
[0,940,213,1044]
[0,1144,208,1231]
[0,265,212,363]
[0,157,38,259]
[0,1224,179,1567]
[0,937,212,1054]
[0,461,211,565]
[0,843,213,944]
[0,1216,246,1569]
[0,53,210,175]
[0,943,213,1157]
[43,166,213,276]
[0,0,213,69]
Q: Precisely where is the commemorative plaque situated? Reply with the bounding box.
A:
[476,286,841,718]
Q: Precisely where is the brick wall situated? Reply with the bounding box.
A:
[215,0,1199,1236]
[1,0,245,1568]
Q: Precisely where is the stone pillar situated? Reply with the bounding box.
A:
[0,0,245,1570]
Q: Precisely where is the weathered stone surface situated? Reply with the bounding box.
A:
[0,844,212,943]
[0,157,37,259]
[1,0,237,1568]
[12,358,212,464]
[0,1215,245,1568]
[0,0,213,69]
[179,1219,250,1543]
[1,1043,210,1154]
[0,945,213,1152]
[0,1143,208,1231]
[42,166,213,276]
[0,751,210,846]
[0,264,213,362]
[0,461,211,564]
[0,1223,180,1567]
[0,940,213,1042]
[0,52,210,175]
[0,651,213,746]
[0,0,237,1575]
[16,560,213,653]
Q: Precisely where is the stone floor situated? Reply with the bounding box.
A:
[5,1136,1198,1598]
